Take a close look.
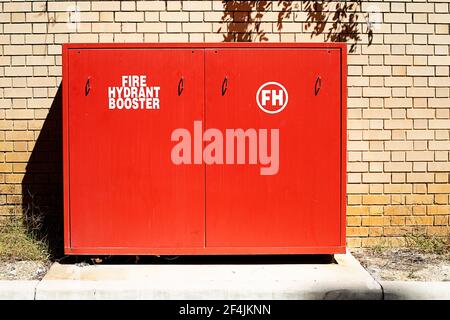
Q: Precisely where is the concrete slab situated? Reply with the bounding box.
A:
[36,252,382,300]
[0,281,38,300]
[381,281,450,300]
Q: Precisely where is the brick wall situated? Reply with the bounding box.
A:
[0,1,449,249]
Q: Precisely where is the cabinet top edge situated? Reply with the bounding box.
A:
[63,42,347,51]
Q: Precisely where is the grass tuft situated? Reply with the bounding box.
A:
[0,216,49,262]
[404,232,450,255]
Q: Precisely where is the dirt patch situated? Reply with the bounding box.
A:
[351,247,450,282]
[0,261,50,280]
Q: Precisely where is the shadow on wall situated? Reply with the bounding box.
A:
[22,85,64,259]
[219,0,373,52]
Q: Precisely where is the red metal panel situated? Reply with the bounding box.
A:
[205,48,342,248]
[63,43,346,255]
[65,48,205,249]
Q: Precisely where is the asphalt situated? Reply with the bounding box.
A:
[0,251,448,300]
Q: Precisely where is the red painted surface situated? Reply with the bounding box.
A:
[63,43,347,255]
[205,48,341,248]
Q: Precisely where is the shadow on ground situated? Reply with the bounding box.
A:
[58,254,336,265]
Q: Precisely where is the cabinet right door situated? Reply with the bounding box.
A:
[205,48,343,250]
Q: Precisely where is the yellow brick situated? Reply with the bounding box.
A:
[406,216,433,226]
[370,206,384,216]
[435,194,449,205]
[347,206,370,216]
[426,226,450,236]
[0,162,14,173]
[347,162,368,172]
[99,12,114,22]
[361,238,384,247]
[392,66,407,76]
[385,55,413,66]
[362,173,390,183]
[159,34,189,42]
[428,184,450,194]
[363,87,390,98]
[182,22,211,33]
[381,217,391,226]
[363,130,391,140]
[5,152,30,162]
[428,163,450,172]
[13,163,26,173]
[405,195,434,205]
[347,195,361,205]
[406,131,434,140]
[136,23,166,33]
[0,142,13,152]
[369,227,383,237]
[346,238,362,247]
[6,174,24,183]
[407,66,434,76]
[407,173,434,183]
[384,206,412,216]
[4,2,31,12]
[384,13,412,23]
[434,216,448,226]
[363,66,391,76]
[347,217,361,226]
[407,87,434,98]
[369,184,383,194]
[47,1,76,11]
[362,195,390,205]
[347,227,369,237]
[384,162,413,172]
[92,1,120,11]
[5,131,34,141]
[183,1,211,11]
[385,77,412,88]
[6,194,21,204]
[4,23,32,34]
[384,184,412,194]
[362,217,384,226]
[69,34,99,43]
[384,227,411,236]
[136,1,164,10]
[114,34,143,42]
[430,141,450,150]
[115,12,144,22]
[412,206,427,216]
[427,205,450,215]
[347,184,369,194]
[385,120,414,130]
[92,23,121,33]
[160,12,189,22]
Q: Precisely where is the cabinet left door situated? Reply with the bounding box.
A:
[65,48,205,253]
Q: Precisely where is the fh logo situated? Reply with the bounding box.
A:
[256,82,288,114]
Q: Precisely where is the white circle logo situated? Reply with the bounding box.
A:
[256,82,288,114]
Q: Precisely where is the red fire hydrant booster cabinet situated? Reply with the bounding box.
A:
[63,43,347,255]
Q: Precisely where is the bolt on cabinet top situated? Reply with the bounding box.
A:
[63,43,347,255]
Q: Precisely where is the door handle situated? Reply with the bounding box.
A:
[222,76,228,96]
[85,77,91,96]
[314,76,321,96]
[178,76,184,96]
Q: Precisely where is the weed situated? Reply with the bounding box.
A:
[0,191,50,262]
[404,231,449,255]
[0,215,49,262]
[368,238,390,254]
